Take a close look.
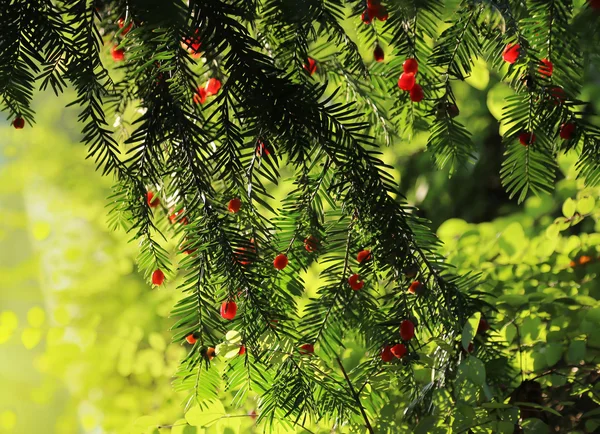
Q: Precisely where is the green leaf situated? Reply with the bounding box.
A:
[562,198,576,218]
[414,416,437,434]
[27,306,45,328]
[224,330,241,345]
[521,418,549,434]
[185,400,225,427]
[543,343,563,367]
[515,402,562,417]
[577,195,595,215]
[462,312,481,351]
[463,356,486,386]
[21,328,42,349]
[566,340,586,363]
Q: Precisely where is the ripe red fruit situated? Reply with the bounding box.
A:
[304,236,318,252]
[303,58,317,75]
[447,103,460,118]
[220,301,238,320]
[256,140,271,156]
[228,197,241,213]
[357,250,372,263]
[477,318,490,334]
[186,334,197,344]
[348,274,364,291]
[374,45,384,62]
[560,123,576,140]
[118,18,132,35]
[549,86,566,105]
[299,343,314,354]
[409,83,424,102]
[589,0,600,10]
[146,191,160,208]
[398,72,416,91]
[205,78,221,96]
[239,345,246,356]
[579,255,593,265]
[152,269,165,286]
[538,58,553,77]
[376,6,388,21]
[273,253,289,270]
[390,343,407,359]
[381,345,394,362]
[400,319,415,341]
[519,131,536,146]
[403,58,419,75]
[408,281,423,295]
[193,87,207,104]
[169,208,189,225]
[111,45,125,62]
[12,117,25,129]
[361,10,372,24]
[502,43,520,64]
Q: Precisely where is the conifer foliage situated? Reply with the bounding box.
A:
[1,0,600,432]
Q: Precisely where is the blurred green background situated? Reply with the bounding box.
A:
[2,17,600,434]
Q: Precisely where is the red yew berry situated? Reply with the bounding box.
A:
[220,301,238,320]
[447,103,460,118]
[12,117,25,129]
[403,58,419,75]
[398,72,416,91]
[205,78,221,96]
[408,281,423,295]
[111,45,125,62]
[519,131,536,146]
[303,58,317,75]
[228,197,242,213]
[205,347,216,360]
[257,140,271,156]
[588,0,600,10]
[239,345,246,356]
[560,123,576,140]
[248,410,257,420]
[152,269,165,286]
[375,6,388,21]
[182,30,202,57]
[538,58,553,77]
[390,343,407,359]
[146,191,160,208]
[374,45,384,62]
[357,250,372,264]
[304,236,318,252]
[118,18,133,35]
[400,319,415,341]
[569,259,577,268]
[361,10,372,25]
[186,334,197,344]
[579,255,593,265]
[273,253,289,270]
[299,343,314,355]
[348,274,364,291]
[549,86,566,105]
[381,345,394,362]
[477,318,490,334]
[409,83,424,102]
[502,43,520,64]
[193,87,207,104]
[169,208,188,225]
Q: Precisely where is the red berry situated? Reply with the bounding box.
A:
[205,78,221,96]
[381,345,394,362]
[560,123,576,140]
[357,250,372,263]
[205,347,215,360]
[256,140,271,156]
[152,269,165,286]
[579,255,593,265]
[118,18,132,35]
[220,301,238,320]
[398,72,415,91]
[538,58,553,77]
[390,343,407,359]
[239,345,246,356]
[361,10,372,24]
[248,410,257,420]
[169,208,188,225]
[375,6,388,21]
[447,103,460,118]
[12,117,25,129]
[403,58,419,74]
[466,342,474,353]
[589,0,600,10]
[228,197,241,213]
[374,45,384,62]
[186,334,197,344]
[304,236,318,252]
[408,281,423,295]
[348,274,364,291]
[235,243,254,266]
[111,45,125,62]
[303,58,317,75]
[299,343,314,355]
[193,87,208,104]
[146,191,160,208]
[409,83,424,102]
[519,131,536,146]
[400,319,415,341]
[273,254,289,270]
[477,318,490,334]
[502,43,520,64]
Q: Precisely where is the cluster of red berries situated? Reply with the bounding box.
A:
[361,0,388,24]
[398,59,424,102]
[381,319,415,362]
[110,17,131,62]
[193,78,221,104]
[182,29,202,58]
